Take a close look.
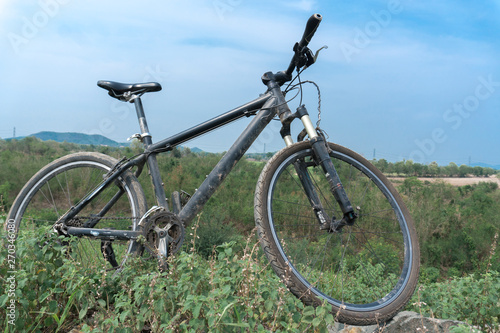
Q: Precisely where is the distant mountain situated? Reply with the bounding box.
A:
[189,147,204,153]
[7,132,212,152]
[12,131,127,147]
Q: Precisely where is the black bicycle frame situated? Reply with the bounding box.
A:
[62,68,355,241]
[63,88,277,240]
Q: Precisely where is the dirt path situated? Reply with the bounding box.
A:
[388,175,500,186]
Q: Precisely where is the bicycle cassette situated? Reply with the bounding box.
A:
[139,208,185,264]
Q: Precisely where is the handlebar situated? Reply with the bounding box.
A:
[285,13,322,76]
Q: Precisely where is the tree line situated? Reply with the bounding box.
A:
[372,159,498,177]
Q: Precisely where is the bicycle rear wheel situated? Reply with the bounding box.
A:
[7,152,147,270]
[254,141,419,325]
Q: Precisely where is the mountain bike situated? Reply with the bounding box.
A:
[6,14,420,325]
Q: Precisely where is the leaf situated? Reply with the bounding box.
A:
[48,300,58,313]
[0,295,8,307]
[55,289,78,333]
[222,285,231,295]
[115,301,130,309]
[312,316,322,327]
[234,306,241,323]
[52,313,60,325]
[265,300,274,311]
[325,313,335,324]
[302,306,315,317]
[39,292,51,303]
[193,303,202,319]
[120,310,131,322]
[79,305,88,320]
[316,306,326,317]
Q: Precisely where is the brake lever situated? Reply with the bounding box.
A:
[312,45,328,64]
[295,45,329,71]
[304,45,329,69]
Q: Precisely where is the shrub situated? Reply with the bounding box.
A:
[1,228,339,332]
[409,272,500,331]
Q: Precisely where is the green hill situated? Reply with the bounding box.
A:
[14,131,127,147]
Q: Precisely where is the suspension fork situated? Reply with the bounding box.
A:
[283,105,356,230]
[292,158,332,227]
[266,72,356,229]
[263,72,338,229]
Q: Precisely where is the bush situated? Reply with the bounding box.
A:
[420,266,441,284]
[1,228,340,332]
[187,213,243,259]
[409,272,500,331]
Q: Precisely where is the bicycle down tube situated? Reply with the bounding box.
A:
[176,71,298,225]
[177,94,277,225]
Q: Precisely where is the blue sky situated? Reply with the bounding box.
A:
[1,0,499,166]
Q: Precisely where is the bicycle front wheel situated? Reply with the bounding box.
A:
[254,141,419,325]
[7,152,147,270]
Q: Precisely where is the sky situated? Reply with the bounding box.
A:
[0,0,499,166]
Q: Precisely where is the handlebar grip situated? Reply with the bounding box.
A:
[284,13,323,78]
[298,13,322,49]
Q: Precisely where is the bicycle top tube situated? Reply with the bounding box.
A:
[147,92,272,153]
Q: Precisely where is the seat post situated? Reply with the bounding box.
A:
[133,97,153,147]
[133,96,169,210]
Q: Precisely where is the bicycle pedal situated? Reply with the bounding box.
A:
[101,240,119,268]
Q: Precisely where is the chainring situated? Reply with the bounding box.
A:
[141,210,185,269]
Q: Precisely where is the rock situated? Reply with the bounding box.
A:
[329,311,468,333]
